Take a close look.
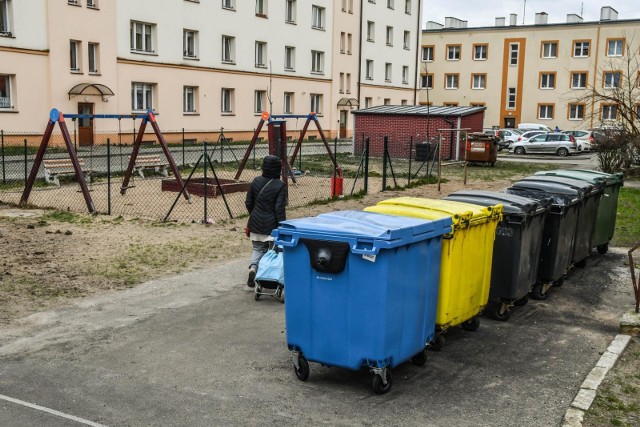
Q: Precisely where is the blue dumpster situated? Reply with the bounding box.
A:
[273,210,452,394]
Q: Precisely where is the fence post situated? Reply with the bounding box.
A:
[252,131,256,169]
[332,137,338,198]
[298,141,302,172]
[1,130,5,184]
[364,137,369,194]
[74,128,77,153]
[382,136,388,191]
[107,138,111,216]
[204,140,208,223]
[23,139,28,186]
[408,137,413,187]
[182,128,185,167]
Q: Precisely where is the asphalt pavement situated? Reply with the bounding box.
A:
[0,246,634,426]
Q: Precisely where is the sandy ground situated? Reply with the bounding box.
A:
[0,176,516,324]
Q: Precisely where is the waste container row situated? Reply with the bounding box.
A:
[272,168,623,394]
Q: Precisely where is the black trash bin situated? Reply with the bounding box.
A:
[506,180,583,299]
[517,176,603,267]
[443,191,549,320]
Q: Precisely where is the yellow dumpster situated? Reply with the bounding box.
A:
[365,197,502,349]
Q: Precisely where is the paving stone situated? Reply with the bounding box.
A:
[608,334,632,354]
[596,351,619,370]
[581,366,608,390]
[572,389,596,411]
[562,408,584,427]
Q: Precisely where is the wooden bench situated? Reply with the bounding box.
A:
[43,158,92,186]
[131,154,169,179]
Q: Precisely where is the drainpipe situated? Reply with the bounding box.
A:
[413,0,423,105]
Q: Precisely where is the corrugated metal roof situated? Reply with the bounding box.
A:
[351,105,486,117]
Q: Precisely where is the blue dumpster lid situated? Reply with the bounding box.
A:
[443,190,550,216]
[273,210,452,254]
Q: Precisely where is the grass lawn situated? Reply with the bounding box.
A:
[611,187,640,248]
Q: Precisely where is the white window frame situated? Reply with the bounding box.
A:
[569,104,584,120]
[571,72,587,89]
[403,31,410,50]
[540,73,555,89]
[538,104,554,120]
[474,45,487,60]
[446,45,460,61]
[221,88,234,113]
[311,50,324,74]
[507,87,516,109]
[183,86,197,113]
[222,0,235,10]
[255,41,267,67]
[255,0,267,16]
[385,26,393,46]
[402,66,409,84]
[365,97,372,108]
[70,39,81,72]
[542,42,557,58]
[574,41,589,57]
[404,0,411,14]
[285,0,296,23]
[340,32,345,53]
[311,5,325,30]
[472,74,486,89]
[310,93,323,115]
[347,33,352,54]
[0,74,13,109]
[131,82,153,112]
[510,43,519,66]
[88,42,99,74]
[86,0,97,8]
[130,21,155,54]
[284,46,295,71]
[254,90,266,114]
[387,0,394,10]
[604,72,621,89]
[365,60,373,80]
[284,92,294,114]
[0,0,11,36]
[445,74,459,89]
[385,63,392,82]
[420,74,433,89]
[183,29,198,59]
[422,46,433,61]
[222,35,235,63]
[607,39,623,57]
[602,104,618,120]
[367,21,374,42]
[346,73,351,94]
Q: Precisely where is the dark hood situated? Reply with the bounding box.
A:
[262,155,282,179]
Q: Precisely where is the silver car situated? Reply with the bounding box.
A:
[509,132,579,157]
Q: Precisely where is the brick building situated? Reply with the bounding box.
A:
[351,105,486,160]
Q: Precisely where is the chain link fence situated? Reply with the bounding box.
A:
[0,129,440,222]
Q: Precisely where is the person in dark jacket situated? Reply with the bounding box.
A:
[245,155,287,287]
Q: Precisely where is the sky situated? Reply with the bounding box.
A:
[421,0,640,28]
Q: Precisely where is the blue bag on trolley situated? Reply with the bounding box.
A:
[255,248,285,286]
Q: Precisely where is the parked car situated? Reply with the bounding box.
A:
[496,128,523,149]
[562,130,595,152]
[509,132,578,157]
[515,130,547,145]
[517,123,554,132]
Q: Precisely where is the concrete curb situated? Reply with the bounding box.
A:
[561,334,632,427]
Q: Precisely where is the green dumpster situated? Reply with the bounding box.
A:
[534,169,624,254]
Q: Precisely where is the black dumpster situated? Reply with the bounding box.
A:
[506,180,583,299]
[444,191,549,320]
[517,176,603,267]
[415,141,436,162]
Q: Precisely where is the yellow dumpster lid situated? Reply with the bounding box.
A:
[368,197,502,229]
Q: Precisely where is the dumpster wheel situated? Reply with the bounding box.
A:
[490,304,511,322]
[372,369,393,395]
[461,316,480,332]
[514,294,529,306]
[293,353,310,382]
[530,283,550,300]
[411,347,428,366]
[597,243,609,255]
[429,333,445,351]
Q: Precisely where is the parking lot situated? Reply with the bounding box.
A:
[0,246,634,426]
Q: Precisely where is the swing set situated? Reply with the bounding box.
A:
[20,108,189,214]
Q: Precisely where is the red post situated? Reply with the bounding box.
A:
[120,117,148,194]
[148,113,190,200]
[20,119,56,206]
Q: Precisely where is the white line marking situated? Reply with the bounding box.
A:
[0,393,108,427]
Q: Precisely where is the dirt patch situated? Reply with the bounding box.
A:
[0,176,527,324]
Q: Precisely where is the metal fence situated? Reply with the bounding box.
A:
[0,129,440,222]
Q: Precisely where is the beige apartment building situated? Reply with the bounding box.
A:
[420,6,640,131]
[0,0,421,143]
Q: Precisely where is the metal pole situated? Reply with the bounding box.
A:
[408,137,413,187]
[74,128,77,153]
[382,136,388,191]
[437,133,442,192]
[204,139,208,222]
[332,137,338,198]
[252,140,256,170]
[463,134,468,186]
[298,141,302,172]
[182,127,185,167]
[23,139,28,186]
[1,130,5,184]
[364,137,370,194]
[107,138,111,216]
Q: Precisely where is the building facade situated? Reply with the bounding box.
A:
[419,7,640,131]
[0,0,421,143]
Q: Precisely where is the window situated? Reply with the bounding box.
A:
[385,26,393,46]
[367,21,374,42]
[183,30,198,58]
[607,39,624,57]
[384,98,391,105]
[339,72,344,93]
[366,60,373,80]
[387,0,394,9]
[86,0,97,8]
[446,45,460,60]
[0,0,11,36]
[254,90,266,113]
[401,99,408,105]
[70,40,81,72]
[507,88,516,109]
[255,41,267,67]
[68,0,79,5]
[540,73,556,89]
[285,0,295,23]
[284,92,294,114]
[636,104,640,120]
[573,40,590,57]
[541,41,558,58]
[405,0,411,13]
[131,82,153,111]
[420,73,433,89]
[255,0,267,17]
[422,46,433,61]
[571,72,587,89]
[403,31,410,50]
[365,97,372,108]
[510,43,519,66]
[222,0,235,10]
[443,102,458,107]
[311,50,324,74]
[402,66,409,84]
[222,35,235,63]
[183,86,197,113]
[538,104,554,120]
[470,103,485,107]
[221,88,234,113]
[346,73,351,93]
[604,71,621,88]
[568,103,585,120]
[473,44,487,60]
[0,74,13,109]
[445,74,459,89]
[311,5,325,30]
[310,93,323,114]
[130,21,155,53]
[88,42,99,73]
[348,0,353,13]
[385,63,392,82]
[472,74,486,89]
[284,46,295,70]
[340,32,345,53]
[347,34,352,54]
[602,104,618,120]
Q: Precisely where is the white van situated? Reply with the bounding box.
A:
[517,123,554,132]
